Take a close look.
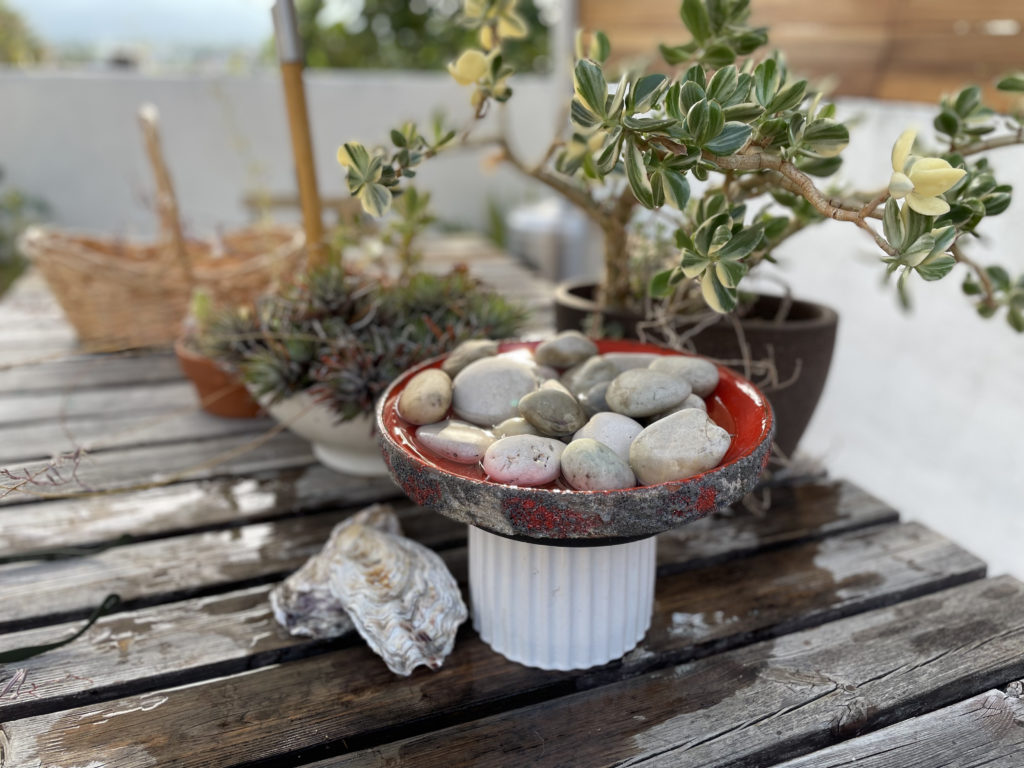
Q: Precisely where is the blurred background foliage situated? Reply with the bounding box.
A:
[0,169,48,296]
[0,0,42,64]
[275,0,552,73]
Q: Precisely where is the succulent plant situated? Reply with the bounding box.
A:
[202,264,527,422]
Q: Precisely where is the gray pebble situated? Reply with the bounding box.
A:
[416,420,495,464]
[629,409,731,485]
[397,368,452,425]
[651,393,707,421]
[534,364,560,381]
[441,339,499,377]
[561,355,618,396]
[649,355,720,397]
[452,356,538,426]
[540,378,573,396]
[491,417,538,438]
[579,381,610,416]
[561,438,636,491]
[518,388,586,437]
[606,369,692,418]
[574,411,643,463]
[604,352,660,372]
[534,331,598,368]
[482,435,565,486]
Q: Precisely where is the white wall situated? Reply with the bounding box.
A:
[0,67,565,236]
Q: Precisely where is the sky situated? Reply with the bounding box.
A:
[9,0,276,48]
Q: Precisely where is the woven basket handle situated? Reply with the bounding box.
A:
[138,104,194,285]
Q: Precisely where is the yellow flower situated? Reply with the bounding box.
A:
[496,9,528,39]
[888,129,966,216]
[448,49,488,86]
[478,25,495,50]
[462,0,527,40]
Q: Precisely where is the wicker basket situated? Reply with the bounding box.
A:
[20,224,305,350]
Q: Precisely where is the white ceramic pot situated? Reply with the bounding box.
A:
[262,391,389,476]
[468,526,656,670]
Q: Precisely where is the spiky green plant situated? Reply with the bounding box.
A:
[202,265,527,422]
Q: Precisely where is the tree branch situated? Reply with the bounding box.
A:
[954,123,1024,157]
[704,147,899,255]
[951,242,998,307]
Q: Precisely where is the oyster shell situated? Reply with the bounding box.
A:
[329,523,467,676]
[270,503,401,639]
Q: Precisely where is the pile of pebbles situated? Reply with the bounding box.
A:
[396,332,732,490]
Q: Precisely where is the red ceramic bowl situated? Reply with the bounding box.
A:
[377,339,773,543]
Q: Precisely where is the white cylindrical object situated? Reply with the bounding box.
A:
[468,526,656,670]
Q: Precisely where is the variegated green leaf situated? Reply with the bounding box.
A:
[650,269,674,297]
[715,224,764,261]
[701,269,738,313]
[686,99,710,143]
[574,59,608,118]
[358,182,392,217]
[704,122,751,155]
[882,198,903,247]
[706,65,738,103]
[663,170,691,210]
[753,58,780,106]
[680,0,711,43]
[765,80,807,114]
[680,248,710,278]
[716,259,748,288]
[708,223,733,255]
[916,254,956,281]
[632,74,667,112]
[625,139,655,208]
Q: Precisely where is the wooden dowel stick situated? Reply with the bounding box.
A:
[273,0,325,267]
[280,60,325,265]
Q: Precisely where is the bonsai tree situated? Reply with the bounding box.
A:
[336,0,1024,332]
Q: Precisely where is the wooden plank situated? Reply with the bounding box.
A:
[0,381,196,425]
[0,512,342,631]
[324,576,1024,768]
[0,522,973,722]
[0,430,315,506]
[0,477,892,585]
[0,524,986,766]
[577,0,1024,102]
[0,353,182,395]
[0,466,401,561]
[0,411,271,465]
[0,501,464,632]
[0,478,896,595]
[655,480,897,572]
[772,688,1024,767]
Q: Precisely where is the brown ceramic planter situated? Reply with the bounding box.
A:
[553,279,838,457]
[174,340,263,419]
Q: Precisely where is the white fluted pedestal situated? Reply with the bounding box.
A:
[468,526,657,670]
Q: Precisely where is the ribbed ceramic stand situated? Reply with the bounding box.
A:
[468,526,657,670]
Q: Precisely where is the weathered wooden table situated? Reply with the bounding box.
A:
[1,240,1022,767]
